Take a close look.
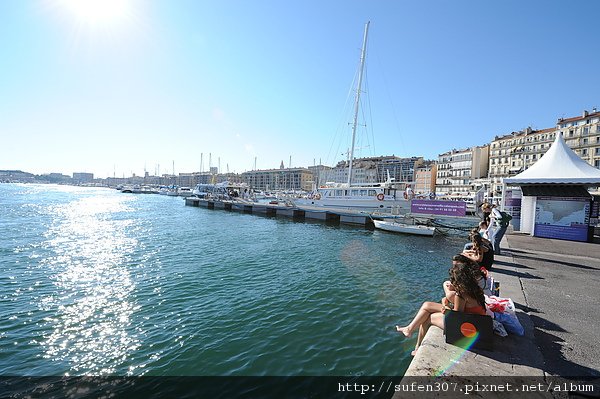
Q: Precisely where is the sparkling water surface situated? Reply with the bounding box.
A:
[0,184,467,376]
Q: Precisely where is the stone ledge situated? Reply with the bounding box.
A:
[399,238,545,379]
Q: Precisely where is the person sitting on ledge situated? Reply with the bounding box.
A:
[396,254,487,356]
[462,230,494,271]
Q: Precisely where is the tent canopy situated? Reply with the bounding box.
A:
[504,133,600,185]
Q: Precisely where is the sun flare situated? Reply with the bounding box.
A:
[58,0,132,28]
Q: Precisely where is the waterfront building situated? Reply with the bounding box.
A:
[176,172,242,187]
[489,108,600,196]
[488,127,555,195]
[557,109,600,168]
[375,156,424,187]
[323,156,423,187]
[325,159,378,185]
[72,172,94,184]
[41,173,73,184]
[436,145,490,197]
[414,161,437,195]
[307,164,332,188]
[241,167,313,191]
[177,173,197,188]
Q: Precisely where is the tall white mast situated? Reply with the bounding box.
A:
[347,21,370,187]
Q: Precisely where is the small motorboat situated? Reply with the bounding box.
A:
[373,219,436,237]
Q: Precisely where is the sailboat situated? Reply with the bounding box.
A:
[294,21,411,213]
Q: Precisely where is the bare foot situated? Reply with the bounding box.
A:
[411,350,417,356]
[395,325,412,337]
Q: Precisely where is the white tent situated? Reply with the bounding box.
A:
[502,132,599,239]
[504,132,600,185]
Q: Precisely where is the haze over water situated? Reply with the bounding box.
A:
[0,184,465,376]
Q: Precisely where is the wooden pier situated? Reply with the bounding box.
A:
[185,197,375,227]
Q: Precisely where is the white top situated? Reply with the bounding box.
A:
[504,132,600,185]
[490,208,503,228]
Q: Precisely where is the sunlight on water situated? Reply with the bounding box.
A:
[39,194,141,375]
[0,184,465,378]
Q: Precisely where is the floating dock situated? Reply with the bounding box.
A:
[185,197,375,227]
[184,198,481,234]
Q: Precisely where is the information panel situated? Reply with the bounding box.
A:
[504,188,522,230]
[534,197,590,242]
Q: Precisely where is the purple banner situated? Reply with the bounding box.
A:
[411,200,466,216]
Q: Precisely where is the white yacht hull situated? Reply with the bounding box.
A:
[294,197,410,212]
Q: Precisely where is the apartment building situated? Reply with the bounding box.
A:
[489,108,600,194]
[241,167,313,191]
[436,145,489,196]
[414,161,437,195]
[325,158,378,184]
[324,156,423,187]
[72,172,94,183]
[558,109,600,168]
[307,164,332,188]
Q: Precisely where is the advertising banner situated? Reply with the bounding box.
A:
[534,197,590,242]
[411,200,466,216]
[504,188,522,231]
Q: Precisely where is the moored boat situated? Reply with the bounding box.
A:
[373,219,436,236]
[177,187,194,197]
[293,21,410,214]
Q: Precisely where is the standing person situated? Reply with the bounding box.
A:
[481,203,492,225]
[405,185,414,200]
[395,255,488,356]
[490,204,508,255]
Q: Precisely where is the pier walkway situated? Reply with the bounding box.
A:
[184,197,479,229]
[398,233,600,397]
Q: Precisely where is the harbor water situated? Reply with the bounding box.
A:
[0,184,467,377]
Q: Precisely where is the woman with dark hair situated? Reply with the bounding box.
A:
[462,230,494,271]
[396,254,487,355]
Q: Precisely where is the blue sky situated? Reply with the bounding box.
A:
[1,0,599,178]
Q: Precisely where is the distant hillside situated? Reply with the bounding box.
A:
[0,170,35,177]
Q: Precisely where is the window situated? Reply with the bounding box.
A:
[582,149,588,156]
[596,160,600,168]
[596,148,600,155]
[569,130,574,137]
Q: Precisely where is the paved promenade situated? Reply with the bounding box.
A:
[503,233,600,377]
[396,232,600,398]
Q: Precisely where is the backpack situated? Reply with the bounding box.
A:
[499,211,512,227]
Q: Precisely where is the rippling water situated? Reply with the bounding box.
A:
[0,184,467,377]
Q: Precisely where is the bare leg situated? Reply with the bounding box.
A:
[396,301,443,338]
[412,312,445,355]
[414,316,432,354]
